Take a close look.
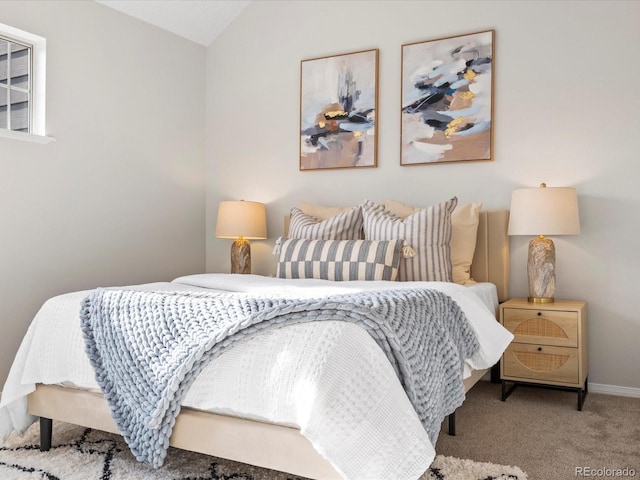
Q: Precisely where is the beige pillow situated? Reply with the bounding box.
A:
[383,198,422,218]
[384,199,482,285]
[299,201,352,221]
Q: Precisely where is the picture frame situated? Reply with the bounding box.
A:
[401,30,494,166]
[300,49,378,171]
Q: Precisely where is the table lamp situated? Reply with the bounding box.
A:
[508,183,580,303]
[215,200,267,274]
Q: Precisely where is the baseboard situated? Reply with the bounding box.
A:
[588,383,640,398]
[479,377,640,399]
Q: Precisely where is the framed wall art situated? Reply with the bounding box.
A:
[300,49,378,171]
[401,30,494,166]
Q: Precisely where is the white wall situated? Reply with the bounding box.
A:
[0,1,206,385]
[206,1,640,390]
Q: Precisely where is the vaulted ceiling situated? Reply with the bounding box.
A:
[95,0,251,46]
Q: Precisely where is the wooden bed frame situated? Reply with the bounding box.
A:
[27,210,510,480]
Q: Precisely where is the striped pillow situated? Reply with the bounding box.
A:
[362,197,457,282]
[276,238,403,281]
[384,199,483,285]
[288,206,363,240]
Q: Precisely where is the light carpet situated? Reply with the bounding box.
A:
[0,421,527,480]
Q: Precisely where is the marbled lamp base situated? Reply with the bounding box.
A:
[527,236,556,303]
[230,238,251,274]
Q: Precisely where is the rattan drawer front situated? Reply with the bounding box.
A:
[502,343,579,386]
[502,308,578,347]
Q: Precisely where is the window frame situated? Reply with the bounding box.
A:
[1,35,33,132]
[0,22,53,144]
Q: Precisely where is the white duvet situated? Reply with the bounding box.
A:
[0,274,513,480]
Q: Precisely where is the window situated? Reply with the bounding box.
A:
[0,36,31,132]
[0,23,52,143]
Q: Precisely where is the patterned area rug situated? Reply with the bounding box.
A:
[0,421,527,480]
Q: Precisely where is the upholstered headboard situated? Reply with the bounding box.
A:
[470,210,509,302]
[283,209,509,302]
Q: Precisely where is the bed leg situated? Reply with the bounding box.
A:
[490,362,501,383]
[39,417,52,451]
[448,411,456,436]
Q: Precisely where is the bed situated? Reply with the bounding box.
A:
[1,205,511,480]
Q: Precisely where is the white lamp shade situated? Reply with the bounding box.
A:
[216,200,267,239]
[508,186,580,236]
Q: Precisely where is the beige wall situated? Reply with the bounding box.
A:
[206,1,640,390]
[0,1,206,385]
[1,0,638,394]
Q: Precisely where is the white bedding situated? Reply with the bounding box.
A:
[0,274,512,480]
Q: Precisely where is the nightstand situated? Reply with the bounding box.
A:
[499,298,588,410]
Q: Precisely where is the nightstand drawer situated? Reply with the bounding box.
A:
[502,343,579,385]
[502,308,578,347]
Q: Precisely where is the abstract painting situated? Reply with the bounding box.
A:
[401,30,494,165]
[300,49,378,171]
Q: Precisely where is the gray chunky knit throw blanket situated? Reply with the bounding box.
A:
[80,287,479,468]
